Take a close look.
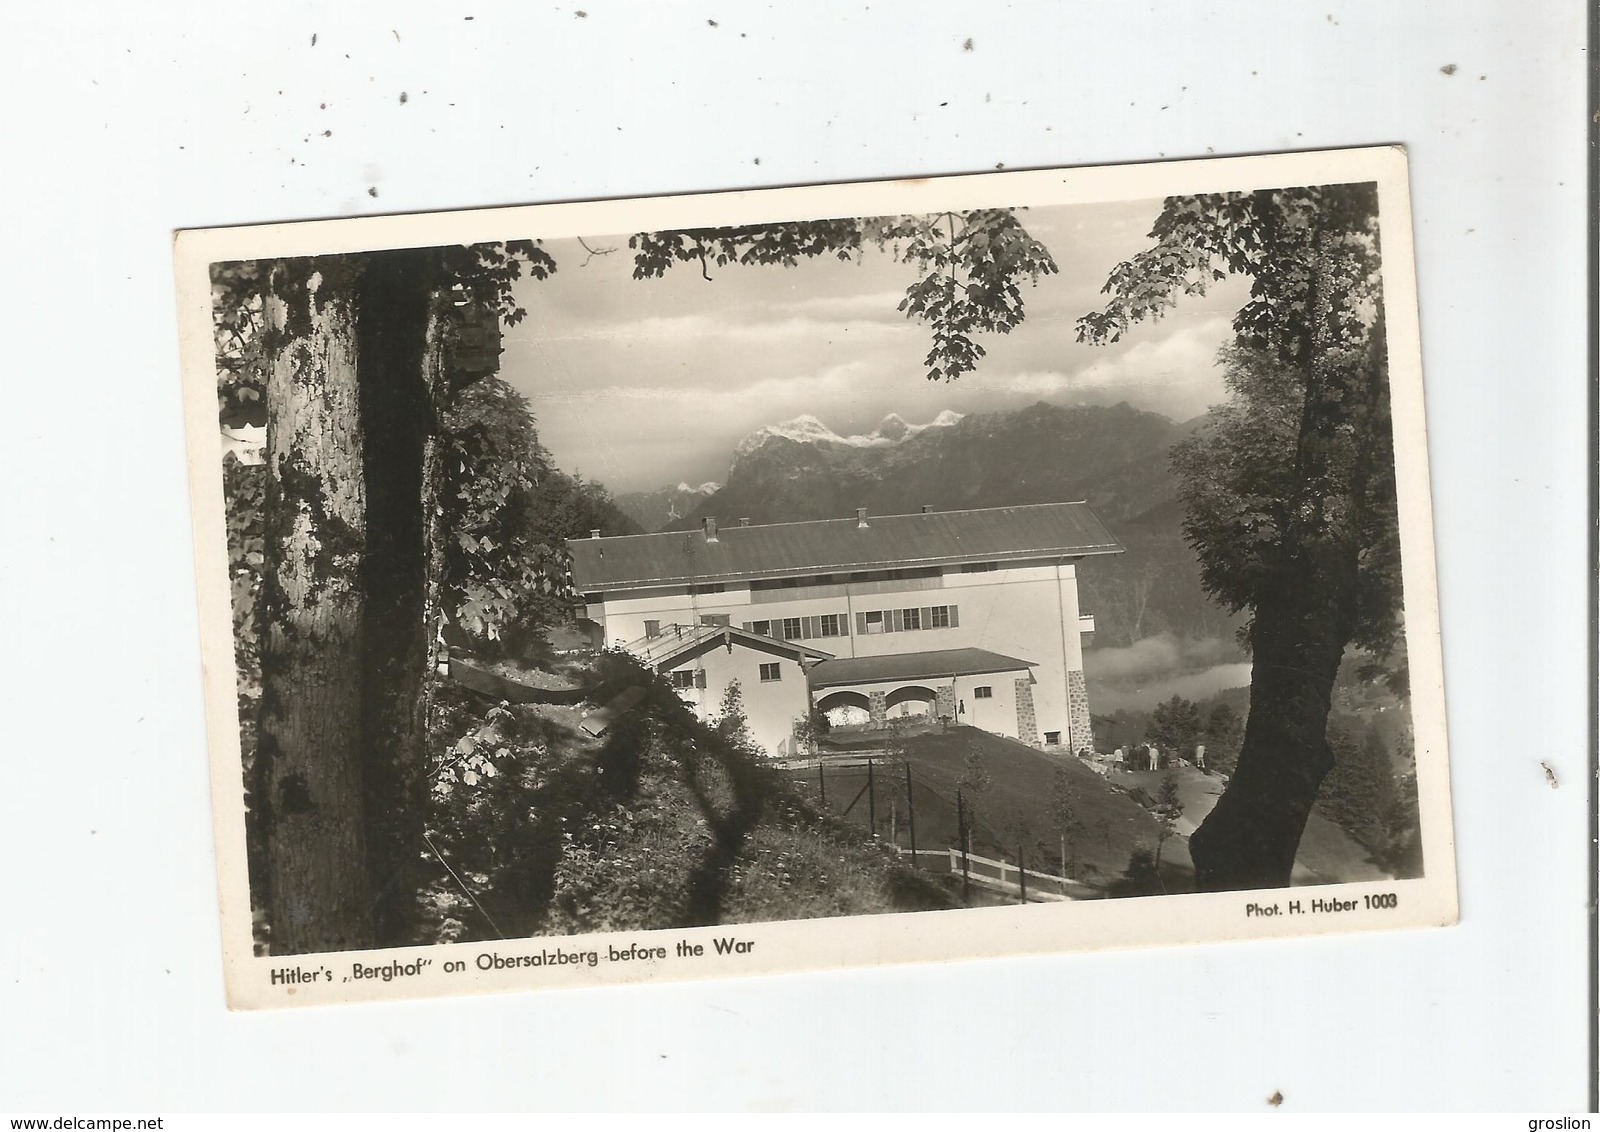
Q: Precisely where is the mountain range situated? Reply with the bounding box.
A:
[612,401,1241,648]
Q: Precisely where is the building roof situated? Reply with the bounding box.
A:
[807,647,1036,689]
[623,622,835,670]
[569,502,1122,591]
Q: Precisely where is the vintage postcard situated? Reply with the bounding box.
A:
[174,146,1456,1009]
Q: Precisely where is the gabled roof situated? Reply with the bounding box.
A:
[569,502,1122,591]
[623,623,834,670]
[807,647,1036,689]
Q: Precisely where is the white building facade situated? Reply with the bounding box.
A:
[568,503,1122,757]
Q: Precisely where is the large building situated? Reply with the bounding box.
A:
[567,503,1123,758]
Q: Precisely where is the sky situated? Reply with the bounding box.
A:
[500,198,1250,494]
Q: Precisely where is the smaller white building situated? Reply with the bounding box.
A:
[619,622,829,757]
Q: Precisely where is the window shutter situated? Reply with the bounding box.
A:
[920,607,931,631]
[741,622,752,633]
[856,612,868,635]
[802,617,815,640]
[695,670,707,689]
[891,609,903,633]
[949,605,960,628]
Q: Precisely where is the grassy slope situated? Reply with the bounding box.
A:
[811,725,1389,892]
[810,726,1168,886]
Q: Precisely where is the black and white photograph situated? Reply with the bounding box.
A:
[178,148,1455,1008]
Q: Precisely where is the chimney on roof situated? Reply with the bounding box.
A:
[738,517,750,527]
[589,529,601,539]
[856,507,869,529]
[920,505,932,514]
[703,517,718,543]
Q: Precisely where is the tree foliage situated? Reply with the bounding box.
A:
[1171,346,1402,658]
[1049,765,1087,875]
[1152,772,1185,877]
[1083,186,1400,660]
[1201,701,1244,775]
[1317,720,1397,849]
[438,376,639,652]
[1146,695,1203,754]
[631,210,1058,381]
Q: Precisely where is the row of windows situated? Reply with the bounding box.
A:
[737,605,961,641]
[858,605,958,634]
[742,614,847,641]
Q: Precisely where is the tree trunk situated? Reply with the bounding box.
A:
[353,250,440,947]
[259,258,374,954]
[1187,560,1351,890]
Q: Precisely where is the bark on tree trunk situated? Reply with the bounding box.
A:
[1187,560,1353,890]
[353,250,439,948]
[259,258,374,954]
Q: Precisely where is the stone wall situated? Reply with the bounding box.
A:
[1014,678,1039,747]
[868,689,887,728]
[935,683,957,721]
[1066,669,1093,755]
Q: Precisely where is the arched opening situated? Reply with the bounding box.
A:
[885,684,937,718]
[817,689,871,729]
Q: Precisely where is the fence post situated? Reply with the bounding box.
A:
[905,762,917,862]
[818,760,825,806]
[957,790,971,903]
[1018,842,1027,904]
[867,759,876,838]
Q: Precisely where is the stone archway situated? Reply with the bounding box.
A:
[817,689,871,728]
[885,684,937,719]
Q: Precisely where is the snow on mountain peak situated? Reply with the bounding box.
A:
[734,411,964,456]
[674,481,722,495]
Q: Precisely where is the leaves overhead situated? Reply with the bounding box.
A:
[629,209,1058,382]
[1078,183,1402,664]
[1076,185,1383,369]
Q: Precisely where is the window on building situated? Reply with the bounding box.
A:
[864,610,885,634]
[961,561,997,573]
[901,607,921,630]
[748,620,771,637]
[819,614,842,637]
[671,670,696,688]
[781,617,803,640]
[930,606,952,628]
[1044,731,1061,745]
[974,686,993,699]
[689,582,726,595]
[700,614,730,627]
[644,620,661,638]
[759,663,781,682]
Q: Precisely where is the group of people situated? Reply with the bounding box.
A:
[1101,743,1207,773]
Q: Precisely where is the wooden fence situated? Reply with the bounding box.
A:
[893,846,1088,902]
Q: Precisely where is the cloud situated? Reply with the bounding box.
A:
[1085,633,1242,683]
[997,316,1234,419]
[1083,633,1250,713]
